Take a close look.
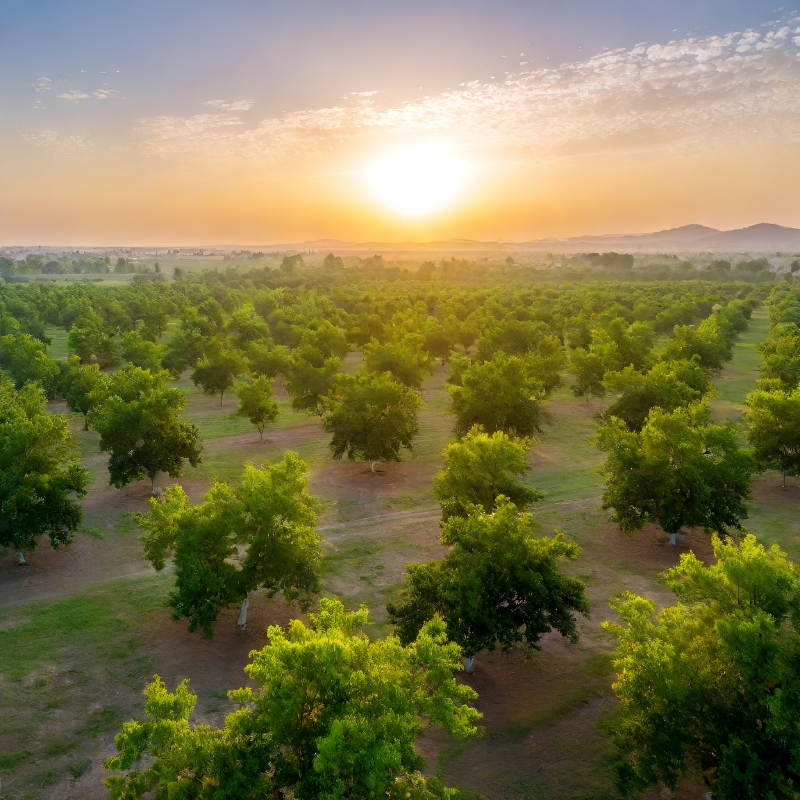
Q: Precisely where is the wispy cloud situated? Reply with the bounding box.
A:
[93,88,121,100]
[202,99,254,111]
[19,130,95,154]
[57,89,91,101]
[31,77,53,92]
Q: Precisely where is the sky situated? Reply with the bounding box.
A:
[2,0,800,246]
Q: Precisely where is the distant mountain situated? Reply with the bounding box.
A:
[694,223,800,251]
[633,224,721,244]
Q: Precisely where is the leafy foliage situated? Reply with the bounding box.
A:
[105,599,481,800]
[89,365,202,489]
[746,385,800,483]
[433,426,541,520]
[596,403,754,536]
[138,453,321,635]
[0,379,88,555]
[322,371,421,469]
[234,375,279,439]
[604,535,800,798]
[388,499,588,658]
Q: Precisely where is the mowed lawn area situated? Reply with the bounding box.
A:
[2,308,797,800]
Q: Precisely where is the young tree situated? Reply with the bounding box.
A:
[234,375,279,439]
[596,403,754,546]
[388,499,588,671]
[0,379,88,563]
[138,453,321,635]
[60,355,107,429]
[0,333,60,397]
[89,365,202,492]
[104,599,480,800]
[283,345,342,416]
[191,339,247,404]
[604,535,800,798]
[434,426,542,520]
[603,358,709,432]
[448,352,542,438]
[322,372,421,471]
[746,385,800,488]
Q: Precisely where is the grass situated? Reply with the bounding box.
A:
[45,326,70,360]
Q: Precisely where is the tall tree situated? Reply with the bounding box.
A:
[388,499,588,671]
[596,403,754,545]
[68,310,120,369]
[0,379,88,563]
[363,340,433,388]
[283,345,342,416]
[104,599,480,800]
[434,426,542,520]
[604,535,800,798]
[746,385,800,488]
[448,352,542,438]
[120,329,167,373]
[139,453,321,635]
[322,371,421,471]
[234,375,279,439]
[89,365,202,492]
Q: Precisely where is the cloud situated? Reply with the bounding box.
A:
[19,130,95,154]
[32,77,53,92]
[57,89,90,101]
[93,88,121,100]
[133,21,800,165]
[202,99,254,111]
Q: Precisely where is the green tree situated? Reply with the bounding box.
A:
[603,535,800,798]
[120,330,167,373]
[246,342,291,378]
[448,352,542,438]
[104,599,480,800]
[60,355,107,430]
[234,375,279,439]
[322,371,421,471]
[363,340,433,388]
[603,357,710,431]
[388,499,588,671]
[191,339,247,404]
[759,323,800,389]
[139,454,320,635]
[746,385,800,488]
[284,345,342,416]
[0,379,88,563]
[0,333,60,397]
[68,310,120,368]
[89,365,202,492]
[596,403,754,546]
[434,426,542,520]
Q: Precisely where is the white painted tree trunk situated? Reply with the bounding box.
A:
[463,656,474,674]
[669,533,677,547]
[237,597,250,630]
[17,551,26,565]
[705,793,712,800]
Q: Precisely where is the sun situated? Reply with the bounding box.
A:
[364,144,467,216]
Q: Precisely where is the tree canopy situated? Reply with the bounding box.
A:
[433,426,541,520]
[746,385,800,487]
[596,403,754,543]
[105,599,480,800]
[322,371,421,470]
[388,499,588,662]
[234,375,279,439]
[139,453,321,635]
[604,534,800,798]
[0,379,88,560]
[89,365,202,490]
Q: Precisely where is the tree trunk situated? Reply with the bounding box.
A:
[463,655,474,674]
[237,596,250,630]
[783,468,786,489]
[84,415,89,431]
[370,460,375,473]
[668,532,677,547]
[17,551,26,565]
